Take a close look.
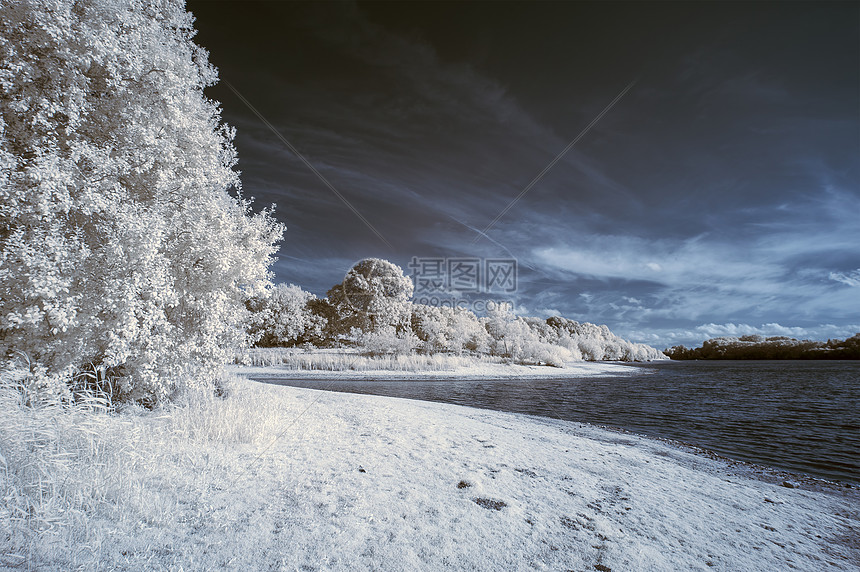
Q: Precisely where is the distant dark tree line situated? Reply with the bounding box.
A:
[664,334,860,360]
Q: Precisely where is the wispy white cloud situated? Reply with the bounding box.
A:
[830,269,860,287]
[532,233,784,289]
[526,194,860,330]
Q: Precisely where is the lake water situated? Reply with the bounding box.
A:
[254,360,860,485]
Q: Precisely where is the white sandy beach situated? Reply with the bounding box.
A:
[144,375,859,570]
[8,369,857,571]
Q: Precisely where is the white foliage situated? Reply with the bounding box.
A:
[546,317,666,361]
[477,307,663,364]
[326,258,414,335]
[246,284,326,347]
[0,0,283,403]
[357,325,418,356]
[481,305,573,367]
[319,260,663,364]
[411,304,490,354]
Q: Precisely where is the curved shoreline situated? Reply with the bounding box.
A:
[260,376,855,494]
[237,361,860,488]
[229,360,646,380]
[11,373,855,570]
[229,377,858,570]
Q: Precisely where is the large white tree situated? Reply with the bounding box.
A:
[0,0,283,403]
[326,258,413,335]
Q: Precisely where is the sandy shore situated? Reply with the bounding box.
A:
[19,372,855,570]
[205,378,858,571]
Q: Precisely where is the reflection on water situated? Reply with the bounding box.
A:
[255,360,860,485]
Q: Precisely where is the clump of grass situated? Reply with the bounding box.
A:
[474,497,507,511]
[0,368,285,569]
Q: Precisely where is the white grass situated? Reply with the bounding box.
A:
[0,371,287,569]
[235,347,639,380]
[2,374,858,570]
[240,347,505,371]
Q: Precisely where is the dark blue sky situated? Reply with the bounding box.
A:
[188,1,859,348]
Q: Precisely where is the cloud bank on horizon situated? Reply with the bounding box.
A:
[189,1,859,348]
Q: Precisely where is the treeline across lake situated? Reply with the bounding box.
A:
[665,334,860,360]
[245,258,666,365]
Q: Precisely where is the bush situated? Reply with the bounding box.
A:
[357,326,419,357]
[246,284,327,347]
[411,304,490,355]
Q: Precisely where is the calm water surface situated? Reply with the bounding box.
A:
[255,361,860,485]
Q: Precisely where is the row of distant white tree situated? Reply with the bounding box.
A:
[245,259,665,365]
